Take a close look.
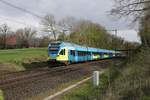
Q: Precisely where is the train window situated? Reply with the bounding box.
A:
[93,52,99,56]
[78,51,81,56]
[59,49,65,55]
[64,49,66,55]
[59,49,63,55]
[70,50,72,55]
[71,50,75,56]
[104,53,107,55]
[87,52,91,55]
[77,51,88,56]
[110,53,113,56]
[51,43,61,47]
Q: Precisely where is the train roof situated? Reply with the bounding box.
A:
[49,41,115,53]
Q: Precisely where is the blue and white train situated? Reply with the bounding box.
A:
[48,41,120,64]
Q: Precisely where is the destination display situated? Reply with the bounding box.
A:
[49,47,59,50]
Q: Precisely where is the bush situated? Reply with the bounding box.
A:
[104,48,150,100]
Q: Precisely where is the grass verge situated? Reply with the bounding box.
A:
[0,90,4,100]
[27,75,91,100]
[61,65,120,100]
[0,48,47,72]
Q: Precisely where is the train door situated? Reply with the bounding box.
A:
[109,53,113,58]
[100,53,103,59]
[69,50,76,63]
[87,52,91,61]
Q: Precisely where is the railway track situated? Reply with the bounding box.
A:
[0,59,112,87]
[0,59,123,100]
[0,65,80,88]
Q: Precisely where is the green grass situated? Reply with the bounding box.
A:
[28,76,90,100]
[62,48,150,100]
[0,48,47,62]
[62,66,120,100]
[0,48,48,71]
[0,90,4,100]
[62,81,94,100]
[61,66,114,100]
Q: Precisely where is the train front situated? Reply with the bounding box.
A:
[48,42,61,62]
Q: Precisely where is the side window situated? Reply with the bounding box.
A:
[70,50,75,56]
[59,49,64,55]
[64,49,65,55]
[59,49,66,55]
[78,51,87,56]
[72,50,75,56]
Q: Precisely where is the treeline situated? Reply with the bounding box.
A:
[139,10,150,47]
[40,14,139,50]
[111,0,150,48]
[0,15,138,50]
[0,24,51,49]
[57,20,138,50]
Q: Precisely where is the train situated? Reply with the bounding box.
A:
[48,41,121,65]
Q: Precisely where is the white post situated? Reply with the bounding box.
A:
[93,71,99,86]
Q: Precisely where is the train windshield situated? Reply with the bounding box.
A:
[49,42,61,54]
[49,49,59,54]
[51,43,61,47]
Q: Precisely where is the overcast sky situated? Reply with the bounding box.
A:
[0,0,140,42]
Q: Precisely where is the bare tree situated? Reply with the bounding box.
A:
[16,28,37,48]
[111,0,150,47]
[58,16,77,34]
[0,24,10,49]
[41,14,57,40]
[111,0,150,21]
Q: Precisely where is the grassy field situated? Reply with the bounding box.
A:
[0,48,48,71]
[0,90,3,100]
[62,48,150,100]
